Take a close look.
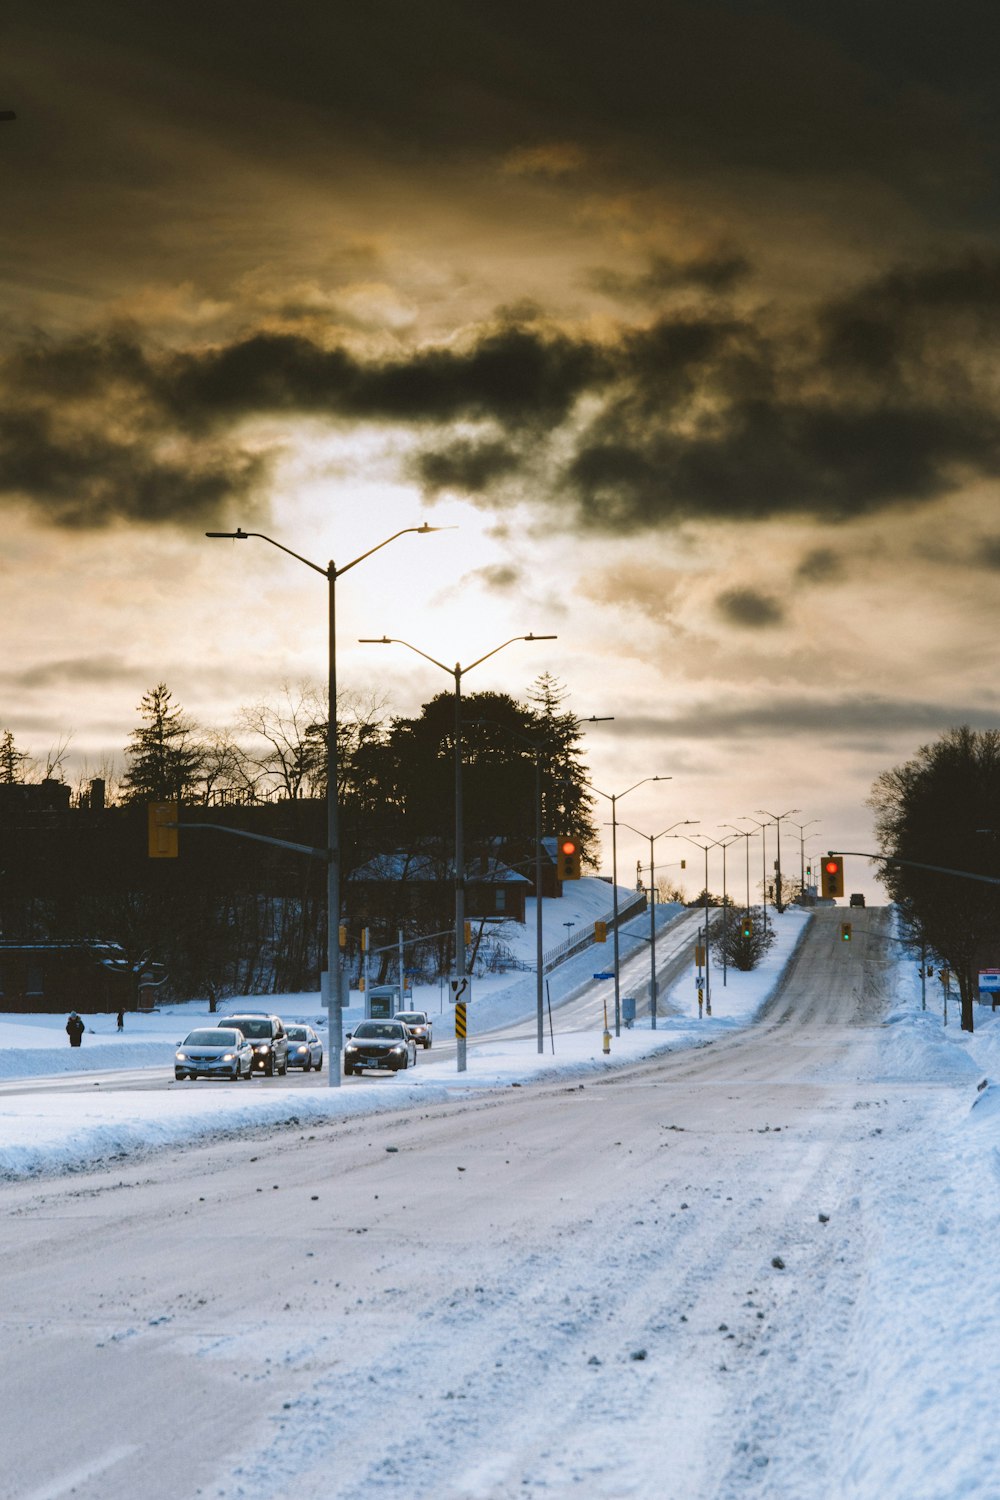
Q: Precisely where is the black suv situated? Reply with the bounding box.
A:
[218,1014,289,1076]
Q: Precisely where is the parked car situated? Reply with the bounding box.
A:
[849,892,866,907]
[344,1020,417,1076]
[394,1009,433,1048]
[285,1024,324,1072]
[218,1014,289,1076]
[175,1027,253,1082]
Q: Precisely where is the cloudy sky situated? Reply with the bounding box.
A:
[3,0,1000,900]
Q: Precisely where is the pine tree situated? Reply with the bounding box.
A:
[0,729,31,784]
[528,673,598,862]
[121,684,205,803]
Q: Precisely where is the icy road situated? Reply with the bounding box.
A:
[3,906,999,1500]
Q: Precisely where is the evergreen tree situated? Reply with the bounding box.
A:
[0,729,31,784]
[121,684,205,803]
[528,673,598,862]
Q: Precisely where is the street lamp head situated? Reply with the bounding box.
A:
[414,523,456,534]
[524,634,558,642]
[205,529,249,539]
[358,636,393,644]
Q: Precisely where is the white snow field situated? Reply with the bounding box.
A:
[2,899,1000,1500]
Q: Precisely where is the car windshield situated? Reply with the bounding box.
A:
[353,1023,404,1040]
[224,1018,271,1038]
[395,1013,424,1024]
[185,1030,234,1046]
[286,1027,308,1041]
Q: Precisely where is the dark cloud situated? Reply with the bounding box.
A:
[7,249,1000,531]
[611,697,1000,741]
[795,548,845,583]
[412,439,523,496]
[588,247,752,304]
[466,563,522,592]
[715,587,785,628]
[1,655,137,690]
[975,535,1000,570]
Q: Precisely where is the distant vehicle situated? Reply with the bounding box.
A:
[344,1021,417,1076]
[849,892,866,907]
[175,1027,253,1082]
[218,1014,289,1076]
[285,1024,324,1072]
[394,1009,433,1049]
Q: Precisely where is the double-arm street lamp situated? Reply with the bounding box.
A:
[206,522,447,1087]
[737,816,770,937]
[788,817,820,898]
[617,819,696,1028]
[721,823,758,914]
[588,777,670,1036]
[360,632,556,1071]
[755,808,800,913]
[675,833,729,1014]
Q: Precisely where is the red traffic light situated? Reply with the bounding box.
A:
[557,835,582,880]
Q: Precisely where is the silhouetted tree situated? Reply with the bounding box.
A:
[121,684,205,803]
[870,726,1000,1032]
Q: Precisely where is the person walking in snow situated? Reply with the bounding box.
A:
[66,1012,85,1047]
[116,1009,124,1031]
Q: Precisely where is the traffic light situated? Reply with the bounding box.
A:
[594,920,607,943]
[556,836,582,880]
[821,855,845,899]
[147,802,179,858]
[840,921,852,943]
[741,914,753,940]
[338,924,347,949]
[464,920,472,945]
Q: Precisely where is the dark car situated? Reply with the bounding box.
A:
[394,1009,433,1049]
[175,1028,253,1082]
[344,1020,417,1076]
[849,892,866,907]
[285,1024,324,1072]
[218,1014,289,1076]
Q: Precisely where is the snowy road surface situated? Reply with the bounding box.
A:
[3,906,999,1499]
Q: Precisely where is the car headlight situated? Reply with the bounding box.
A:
[254,1043,271,1052]
[222,1053,235,1062]
[296,1045,308,1054]
[391,1045,406,1054]
[175,1051,187,1061]
[345,1044,358,1054]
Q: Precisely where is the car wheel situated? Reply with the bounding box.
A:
[316,1056,323,1072]
[265,1057,275,1076]
[344,1065,354,1076]
[279,1057,287,1075]
[231,1066,240,1081]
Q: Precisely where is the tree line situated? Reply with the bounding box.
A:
[0,674,597,1000]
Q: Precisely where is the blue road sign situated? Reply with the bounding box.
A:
[593,972,615,980]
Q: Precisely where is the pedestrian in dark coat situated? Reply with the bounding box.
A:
[116,1009,124,1032]
[66,1012,85,1047]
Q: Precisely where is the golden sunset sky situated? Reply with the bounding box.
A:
[3,1,999,899]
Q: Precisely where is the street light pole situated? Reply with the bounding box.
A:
[716,834,739,986]
[590,778,670,1036]
[787,818,820,900]
[206,523,446,1087]
[360,633,556,1071]
[739,817,770,937]
[721,824,757,917]
[755,808,801,914]
[619,818,696,1028]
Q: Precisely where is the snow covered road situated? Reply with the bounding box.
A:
[3,906,999,1499]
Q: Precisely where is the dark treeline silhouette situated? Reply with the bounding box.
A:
[0,674,596,1001]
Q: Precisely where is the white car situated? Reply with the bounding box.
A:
[175,1027,253,1082]
[394,1009,433,1049]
